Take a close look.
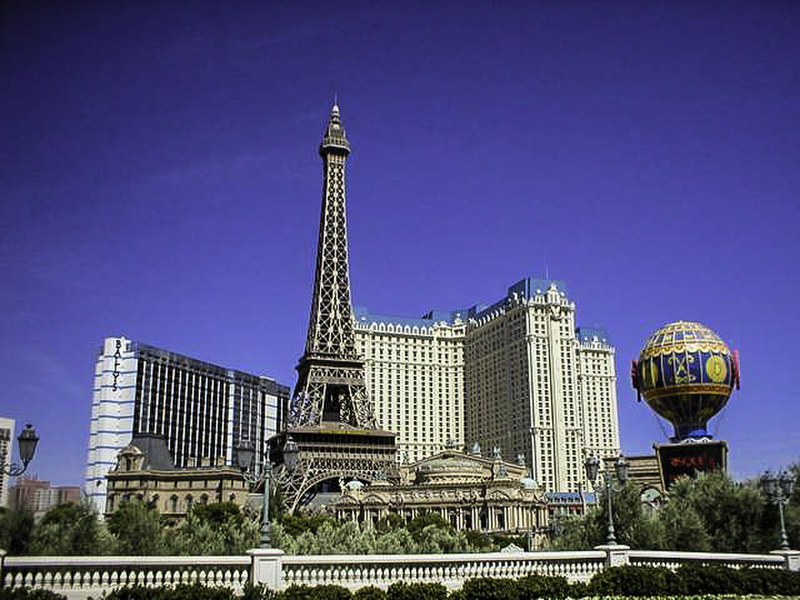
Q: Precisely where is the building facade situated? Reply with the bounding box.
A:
[0,417,15,507]
[334,445,548,546]
[354,309,466,464]
[85,336,289,514]
[353,279,620,493]
[104,434,250,518]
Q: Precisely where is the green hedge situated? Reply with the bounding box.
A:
[99,583,236,599]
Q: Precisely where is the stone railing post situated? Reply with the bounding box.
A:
[595,544,630,568]
[770,549,800,571]
[0,549,6,585]
[248,549,285,590]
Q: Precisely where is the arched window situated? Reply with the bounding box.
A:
[200,493,209,504]
[170,495,178,513]
[186,495,193,510]
[107,494,115,513]
[125,457,132,471]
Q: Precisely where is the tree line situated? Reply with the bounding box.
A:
[552,466,799,552]
[1,465,797,556]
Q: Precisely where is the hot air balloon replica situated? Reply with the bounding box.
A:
[632,321,740,487]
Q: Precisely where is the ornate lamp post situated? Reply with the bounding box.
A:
[236,436,299,548]
[585,454,630,546]
[1,424,40,477]
[760,470,796,550]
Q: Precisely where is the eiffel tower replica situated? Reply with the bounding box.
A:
[271,103,397,512]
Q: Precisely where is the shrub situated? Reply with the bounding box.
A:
[460,577,518,600]
[386,582,448,600]
[281,585,351,600]
[0,589,68,600]
[353,586,387,600]
[99,583,236,599]
[676,562,800,595]
[515,574,572,599]
[675,563,740,594]
[588,564,681,596]
[241,582,281,600]
[744,567,800,595]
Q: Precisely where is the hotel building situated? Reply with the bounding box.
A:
[354,278,620,493]
[85,336,289,513]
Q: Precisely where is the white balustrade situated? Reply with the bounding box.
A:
[280,550,606,589]
[629,549,786,570]
[0,548,794,599]
[1,555,250,599]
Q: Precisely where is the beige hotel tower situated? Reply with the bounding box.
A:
[354,279,620,493]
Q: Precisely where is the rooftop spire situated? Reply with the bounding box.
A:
[321,98,349,155]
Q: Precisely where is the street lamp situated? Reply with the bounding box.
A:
[585,454,629,546]
[1,424,40,477]
[236,435,299,548]
[760,470,796,550]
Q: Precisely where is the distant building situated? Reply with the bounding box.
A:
[333,444,548,546]
[0,417,14,508]
[85,336,289,514]
[545,491,597,520]
[9,476,80,520]
[104,434,249,518]
[354,279,621,493]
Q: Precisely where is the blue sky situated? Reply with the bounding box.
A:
[2,1,798,487]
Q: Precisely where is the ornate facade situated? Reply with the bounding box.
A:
[333,445,548,546]
[104,434,250,518]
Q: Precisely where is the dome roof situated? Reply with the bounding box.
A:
[639,321,730,360]
[415,452,486,484]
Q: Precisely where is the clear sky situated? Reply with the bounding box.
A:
[2,2,798,488]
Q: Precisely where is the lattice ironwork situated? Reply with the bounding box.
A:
[272,430,398,513]
[290,104,377,430]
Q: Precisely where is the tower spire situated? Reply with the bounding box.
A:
[321,99,349,155]
[290,105,375,429]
